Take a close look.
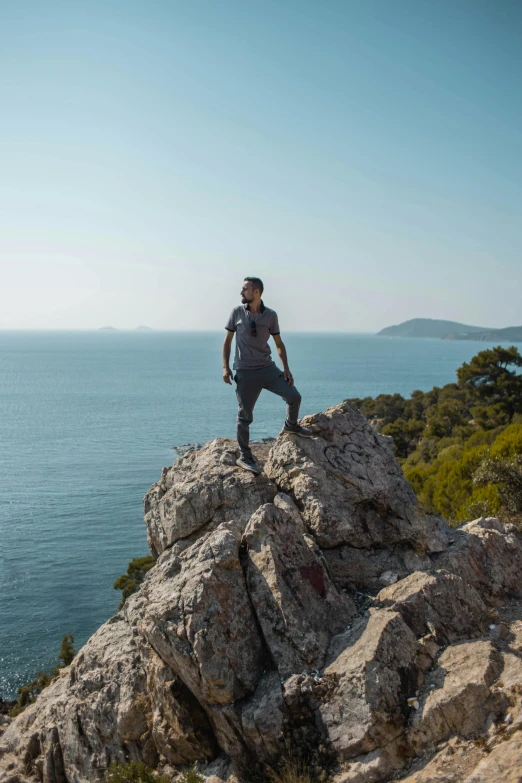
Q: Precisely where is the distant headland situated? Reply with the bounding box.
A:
[378,318,522,342]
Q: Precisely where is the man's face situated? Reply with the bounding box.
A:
[240,281,255,303]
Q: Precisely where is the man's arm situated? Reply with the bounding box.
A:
[272,334,294,386]
[222,330,234,384]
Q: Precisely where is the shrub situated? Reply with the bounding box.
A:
[114,556,155,609]
[58,633,76,666]
[266,755,316,783]
[349,347,522,524]
[9,634,75,717]
[180,766,204,783]
[106,762,168,783]
[473,455,522,526]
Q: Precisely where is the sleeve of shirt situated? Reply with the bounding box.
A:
[225,309,237,332]
[269,310,280,335]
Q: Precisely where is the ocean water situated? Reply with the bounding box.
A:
[0,330,508,698]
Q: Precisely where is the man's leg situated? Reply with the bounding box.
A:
[262,365,302,428]
[235,370,263,459]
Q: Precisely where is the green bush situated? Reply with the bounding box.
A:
[180,766,204,783]
[9,634,76,717]
[114,556,155,609]
[58,632,76,667]
[474,455,522,525]
[106,762,168,783]
[490,423,522,459]
[348,347,522,525]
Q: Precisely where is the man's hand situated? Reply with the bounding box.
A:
[273,335,293,385]
[223,367,234,385]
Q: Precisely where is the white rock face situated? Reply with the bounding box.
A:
[243,500,356,677]
[264,403,449,553]
[408,640,503,752]
[144,438,277,556]
[320,609,419,759]
[2,402,522,783]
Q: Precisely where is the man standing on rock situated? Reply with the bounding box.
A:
[223,276,313,474]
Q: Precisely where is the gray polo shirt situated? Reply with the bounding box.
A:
[225,302,280,370]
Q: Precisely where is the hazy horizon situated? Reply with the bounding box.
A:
[1,315,520,334]
[1,1,520,331]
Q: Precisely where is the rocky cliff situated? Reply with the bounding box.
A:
[2,402,522,783]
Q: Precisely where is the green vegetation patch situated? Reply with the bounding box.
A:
[347,346,522,526]
[107,762,168,783]
[114,555,155,609]
[9,633,76,717]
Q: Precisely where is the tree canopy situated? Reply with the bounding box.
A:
[457,346,522,426]
[347,345,522,526]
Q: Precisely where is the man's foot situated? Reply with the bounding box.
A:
[236,455,262,475]
[281,422,314,438]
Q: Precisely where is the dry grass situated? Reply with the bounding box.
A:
[266,756,315,783]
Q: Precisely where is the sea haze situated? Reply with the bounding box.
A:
[0,330,512,698]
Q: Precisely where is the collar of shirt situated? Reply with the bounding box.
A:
[244,300,266,315]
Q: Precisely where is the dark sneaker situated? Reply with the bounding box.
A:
[281,423,314,438]
[236,456,262,475]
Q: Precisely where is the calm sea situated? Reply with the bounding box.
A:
[0,330,507,698]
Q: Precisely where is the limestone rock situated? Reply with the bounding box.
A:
[408,641,503,753]
[264,402,450,553]
[238,672,286,760]
[464,733,522,782]
[200,756,241,783]
[127,522,265,707]
[332,741,406,783]
[144,438,276,556]
[434,524,522,604]
[243,498,356,677]
[397,737,487,782]
[1,616,156,783]
[323,543,433,591]
[320,608,419,760]
[144,645,218,765]
[377,571,490,643]
[461,516,504,533]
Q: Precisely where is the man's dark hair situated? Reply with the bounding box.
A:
[244,276,264,295]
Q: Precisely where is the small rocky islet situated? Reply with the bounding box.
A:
[2,401,522,783]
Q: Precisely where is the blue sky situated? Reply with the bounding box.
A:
[0,0,520,331]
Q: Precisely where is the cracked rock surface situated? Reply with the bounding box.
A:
[2,402,522,783]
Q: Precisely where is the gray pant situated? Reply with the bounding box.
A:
[234,363,301,459]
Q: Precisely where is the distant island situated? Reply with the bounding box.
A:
[378,318,522,342]
[98,326,153,331]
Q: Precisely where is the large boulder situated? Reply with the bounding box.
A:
[433,520,522,605]
[319,608,419,760]
[377,571,490,643]
[144,438,276,556]
[1,617,159,782]
[127,522,265,707]
[243,496,356,677]
[264,403,449,553]
[144,645,218,766]
[408,641,503,753]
